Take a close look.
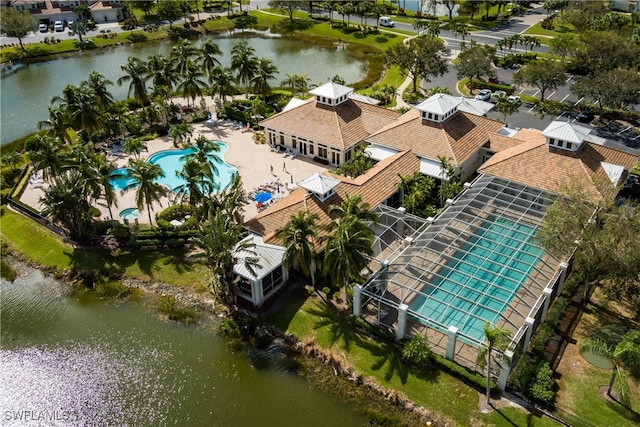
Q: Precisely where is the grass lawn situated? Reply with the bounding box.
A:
[0,206,209,289]
[268,291,561,426]
[554,289,640,426]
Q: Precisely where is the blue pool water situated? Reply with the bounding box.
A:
[109,142,236,193]
[410,217,542,343]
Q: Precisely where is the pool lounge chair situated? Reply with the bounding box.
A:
[289,149,298,159]
[283,148,292,157]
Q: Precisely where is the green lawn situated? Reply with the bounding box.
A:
[268,293,561,426]
[0,207,209,288]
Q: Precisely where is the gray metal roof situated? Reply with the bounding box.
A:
[361,174,561,347]
[415,93,462,116]
[541,121,591,145]
[233,234,286,281]
[298,173,341,195]
[309,81,353,100]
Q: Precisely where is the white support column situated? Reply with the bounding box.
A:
[252,279,263,306]
[446,326,458,360]
[396,304,409,341]
[557,261,569,294]
[541,287,553,322]
[497,350,514,391]
[523,317,535,352]
[353,284,362,318]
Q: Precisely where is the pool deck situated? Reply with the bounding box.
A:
[19,120,330,225]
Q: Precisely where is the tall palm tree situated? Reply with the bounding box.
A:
[117,56,149,106]
[186,135,221,191]
[52,84,101,134]
[209,66,236,103]
[169,122,193,147]
[123,137,148,159]
[476,322,511,405]
[230,41,258,96]
[281,74,311,96]
[494,93,520,123]
[251,58,279,96]
[124,159,168,225]
[198,39,223,79]
[37,107,72,145]
[322,215,375,297]
[176,60,207,108]
[83,71,114,110]
[194,208,259,304]
[146,53,177,92]
[40,170,93,240]
[174,157,208,225]
[25,134,63,182]
[580,330,640,406]
[274,211,320,284]
[327,194,378,227]
[171,39,198,76]
[91,152,121,220]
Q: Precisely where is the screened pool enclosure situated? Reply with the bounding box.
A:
[355,175,570,384]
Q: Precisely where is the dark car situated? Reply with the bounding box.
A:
[576,110,594,123]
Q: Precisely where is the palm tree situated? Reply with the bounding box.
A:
[25,134,63,182]
[580,330,640,406]
[194,208,259,304]
[1,152,21,173]
[327,194,378,227]
[122,137,148,159]
[40,170,93,240]
[186,135,221,190]
[230,41,258,96]
[476,322,511,405]
[198,39,223,79]
[83,71,114,110]
[37,107,72,145]
[494,93,520,123]
[322,215,375,298]
[91,152,121,220]
[251,58,279,96]
[174,156,209,226]
[209,66,236,103]
[176,60,207,108]
[124,159,168,225]
[52,84,101,134]
[274,211,320,285]
[146,54,177,92]
[117,56,149,106]
[281,74,311,96]
[169,122,194,147]
[171,39,198,76]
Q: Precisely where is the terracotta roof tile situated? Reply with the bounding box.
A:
[478,128,638,202]
[245,151,419,245]
[486,132,526,152]
[366,110,504,165]
[259,99,400,150]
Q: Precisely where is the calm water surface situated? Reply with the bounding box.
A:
[0,33,367,145]
[0,263,366,426]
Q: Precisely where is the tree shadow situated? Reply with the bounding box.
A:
[305,298,365,352]
[273,19,317,33]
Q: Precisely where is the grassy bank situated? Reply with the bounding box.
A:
[268,291,559,426]
[0,206,209,289]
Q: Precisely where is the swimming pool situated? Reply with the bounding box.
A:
[409,216,542,343]
[109,142,237,193]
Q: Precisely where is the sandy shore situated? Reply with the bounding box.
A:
[20,119,330,224]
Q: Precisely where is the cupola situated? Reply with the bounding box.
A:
[415,93,462,123]
[309,81,353,107]
[541,121,590,152]
[298,173,340,202]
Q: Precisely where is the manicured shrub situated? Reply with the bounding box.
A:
[156,219,173,231]
[126,32,148,43]
[530,362,554,404]
[402,334,433,366]
[433,354,493,391]
[166,238,185,248]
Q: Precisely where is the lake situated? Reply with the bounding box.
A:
[0,32,367,145]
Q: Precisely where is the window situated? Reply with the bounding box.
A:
[428,113,432,119]
[345,149,352,163]
[292,137,297,149]
[331,149,340,165]
[262,268,283,296]
[238,278,252,298]
[280,134,284,145]
[549,138,555,145]
[434,114,439,121]
[318,144,328,158]
[557,140,564,148]
[566,142,572,150]
[309,144,314,155]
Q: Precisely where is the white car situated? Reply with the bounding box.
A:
[39,22,48,32]
[490,90,507,103]
[507,95,522,106]
[54,21,64,32]
[474,89,492,101]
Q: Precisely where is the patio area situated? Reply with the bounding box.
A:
[18,120,331,224]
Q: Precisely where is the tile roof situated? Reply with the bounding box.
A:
[366,109,504,165]
[259,98,401,150]
[478,128,638,202]
[244,151,420,245]
[485,132,526,152]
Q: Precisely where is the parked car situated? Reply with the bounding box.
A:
[488,75,499,84]
[507,95,522,106]
[490,90,507,103]
[576,110,594,123]
[39,22,48,32]
[475,89,492,101]
[54,21,64,32]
